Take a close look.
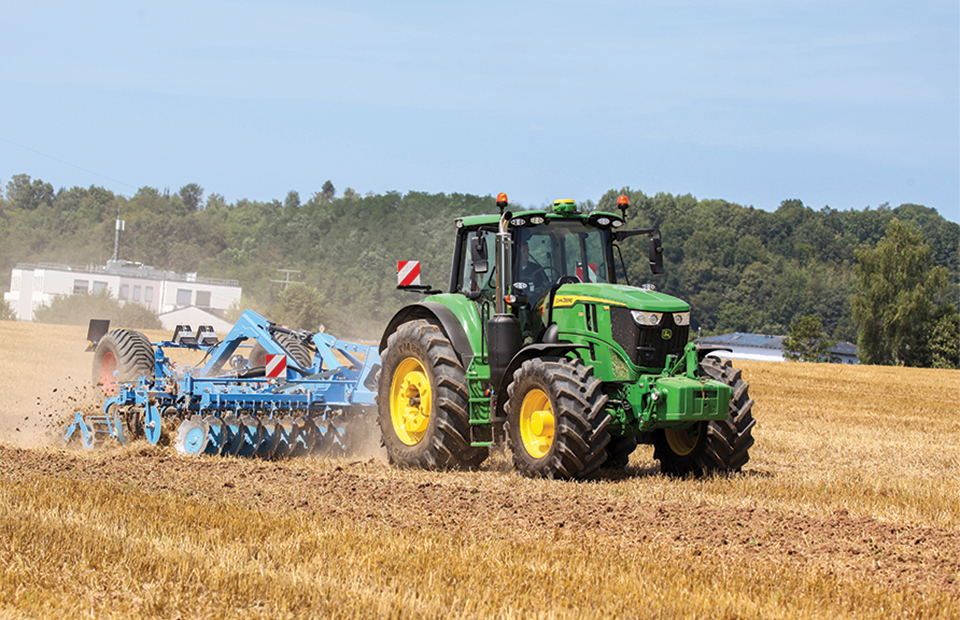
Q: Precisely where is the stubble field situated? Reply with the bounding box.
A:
[0,320,957,619]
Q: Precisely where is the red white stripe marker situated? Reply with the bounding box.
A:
[397,260,421,286]
[265,354,287,378]
[576,263,598,282]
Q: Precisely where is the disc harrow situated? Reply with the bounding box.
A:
[64,310,381,460]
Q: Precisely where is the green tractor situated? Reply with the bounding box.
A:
[377,193,755,479]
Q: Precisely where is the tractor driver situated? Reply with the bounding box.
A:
[516,240,548,294]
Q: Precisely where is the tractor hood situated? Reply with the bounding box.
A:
[551,282,689,312]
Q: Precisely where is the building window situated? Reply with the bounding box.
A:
[176,289,192,306]
[120,284,129,300]
[195,290,211,308]
[92,281,107,293]
[145,286,153,303]
[133,285,141,301]
[73,280,89,295]
[11,276,19,292]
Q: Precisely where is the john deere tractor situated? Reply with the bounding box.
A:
[377,194,754,479]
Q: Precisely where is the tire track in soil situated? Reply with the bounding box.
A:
[1,444,956,598]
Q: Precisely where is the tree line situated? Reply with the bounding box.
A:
[0,174,956,367]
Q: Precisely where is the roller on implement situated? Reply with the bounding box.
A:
[66,309,380,458]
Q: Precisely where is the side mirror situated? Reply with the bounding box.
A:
[649,237,664,275]
[471,235,488,274]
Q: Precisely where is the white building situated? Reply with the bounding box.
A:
[4,259,241,322]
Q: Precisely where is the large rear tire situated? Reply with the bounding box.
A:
[505,357,610,479]
[604,435,638,470]
[377,320,488,470]
[92,329,154,395]
[653,356,756,476]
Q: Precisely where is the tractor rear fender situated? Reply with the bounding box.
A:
[379,300,479,370]
[493,343,587,422]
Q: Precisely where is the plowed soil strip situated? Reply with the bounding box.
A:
[2,444,956,599]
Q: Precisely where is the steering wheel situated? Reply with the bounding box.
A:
[557,274,581,285]
[519,263,560,288]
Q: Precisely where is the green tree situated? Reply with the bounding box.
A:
[179,183,204,211]
[851,219,950,366]
[319,180,335,204]
[782,315,837,362]
[5,174,54,211]
[928,311,960,369]
[284,190,301,209]
[270,283,326,331]
[0,297,15,321]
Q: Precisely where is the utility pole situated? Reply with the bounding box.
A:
[270,269,303,290]
[111,207,125,262]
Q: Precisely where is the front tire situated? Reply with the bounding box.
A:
[505,357,610,479]
[377,320,487,470]
[653,356,756,476]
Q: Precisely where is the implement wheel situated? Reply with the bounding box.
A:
[378,320,487,470]
[92,329,154,395]
[653,357,756,476]
[505,357,610,479]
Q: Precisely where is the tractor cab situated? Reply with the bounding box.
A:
[452,200,624,296]
[450,197,662,343]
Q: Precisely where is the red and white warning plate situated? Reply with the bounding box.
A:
[397,260,421,286]
[265,354,287,378]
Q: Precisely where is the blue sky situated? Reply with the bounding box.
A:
[1,1,957,223]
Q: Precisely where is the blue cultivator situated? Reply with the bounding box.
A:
[64,310,381,459]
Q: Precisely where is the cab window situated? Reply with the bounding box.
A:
[456,229,497,295]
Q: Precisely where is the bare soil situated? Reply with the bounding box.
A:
[2,443,955,599]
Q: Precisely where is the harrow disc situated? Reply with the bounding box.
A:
[144,405,163,445]
[258,417,280,458]
[109,405,128,446]
[204,415,227,455]
[80,422,100,450]
[274,416,300,459]
[124,406,144,439]
[313,418,351,458]
[235,414,262,458]
[175,416,210,456]
[222,414,244,455]
[289,416,318,457]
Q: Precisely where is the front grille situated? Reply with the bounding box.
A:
[610,308,689,370]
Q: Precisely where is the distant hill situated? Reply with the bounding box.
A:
[2,174,957,340]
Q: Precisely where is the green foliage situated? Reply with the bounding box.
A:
[284,191,301,209]
[782,315,837,362]
[319,181,335,204]
[4,174,54,211]
[0,297,15,321]
[1,174,956,362]
[32,289,162,329]
[179,183,204,212]
[928,312,960,369]
[269,283,326,331]
[851,219,951,367]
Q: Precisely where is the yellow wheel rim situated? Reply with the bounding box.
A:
[519,388,555,459]
[664,427,699,456]
[390,357,432,446]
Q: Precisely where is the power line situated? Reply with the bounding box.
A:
[0,135,136,190]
